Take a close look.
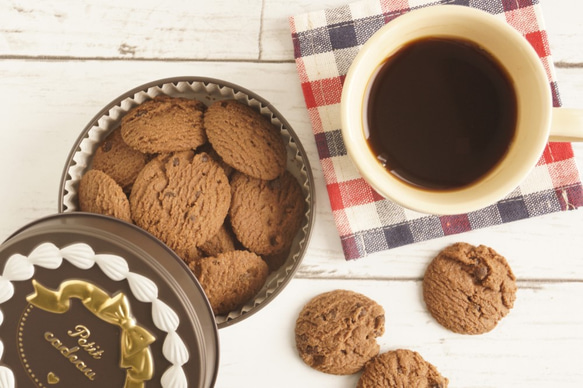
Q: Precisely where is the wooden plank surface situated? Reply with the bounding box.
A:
[540,0,583,65]
[1,0,581,64]
[0,0,263,60]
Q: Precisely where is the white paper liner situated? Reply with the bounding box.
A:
[60,78,314,328]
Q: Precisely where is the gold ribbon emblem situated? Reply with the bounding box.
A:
[27,279,155,387]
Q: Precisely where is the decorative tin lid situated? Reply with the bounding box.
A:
[0,213,219,388]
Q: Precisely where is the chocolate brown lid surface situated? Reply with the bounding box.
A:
[0,213,219,388]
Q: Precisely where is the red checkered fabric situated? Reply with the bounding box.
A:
[290,0,583,260]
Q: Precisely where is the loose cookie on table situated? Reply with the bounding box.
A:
[129,151,230,263]
[121,95,207,154]
[357,349,449,388]
[204,99,286,180]
[229,170,305,256]
[189,250,269,315]
[78,169,132,223]
[295,290,385,375]
[423,242,517,335]
[91,128,147,192]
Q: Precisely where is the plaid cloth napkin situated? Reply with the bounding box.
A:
[289,0,583,260]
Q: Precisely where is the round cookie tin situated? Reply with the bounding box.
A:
[0,213,219,388]
[58,77,315,328]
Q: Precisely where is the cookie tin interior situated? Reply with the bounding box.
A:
[0,212,219,388]
[58,77,315,328]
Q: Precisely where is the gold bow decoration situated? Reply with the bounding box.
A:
[27,279,155,387]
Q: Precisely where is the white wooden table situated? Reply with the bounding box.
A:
[1,1,582,387]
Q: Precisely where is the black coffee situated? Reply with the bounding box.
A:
[366,37,517,191]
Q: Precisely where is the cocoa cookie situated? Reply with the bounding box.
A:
[121,95,207,154]
[78,169,132,223]
[262,248,290,273]
[204,99,286,180]
[91,128,147,192]
[195,142,234,177]
[229,170,305,256]
[189,250,269,315]
[295,290,385,375]
[129,151,230,263]
[357,349,449,388]
[174,245,204,268]
[198,223,237,257]
[423,242,517,335]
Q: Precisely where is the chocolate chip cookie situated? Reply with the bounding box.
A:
[295,290,385,375]
[204,99,286,180]
[357,349,449,388]
[189,250,269,315]
[198,223,237,257]
[229,170,305,256]
[121,95,207,153]
[129,151,230,263]
[91,128,147,192]
[78,169,132,223]
[423,242,517,335]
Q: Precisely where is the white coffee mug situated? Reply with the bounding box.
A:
[341,5,583,215]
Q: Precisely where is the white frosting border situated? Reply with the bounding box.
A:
[0,242,189,388]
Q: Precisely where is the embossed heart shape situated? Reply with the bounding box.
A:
[47,372,60,384]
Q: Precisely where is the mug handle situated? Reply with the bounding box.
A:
[550,108,583,142]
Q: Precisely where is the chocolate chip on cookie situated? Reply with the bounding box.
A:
[357,349,449,388]
[121,95,207,153]
[423,242,517,335]
[78,169,132,223]
[204,99,286,180]
[189,250,269,315]
[295,290,385,375]
[129,151,230,263]
[195,142,234,177]
[91,128,147,192]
